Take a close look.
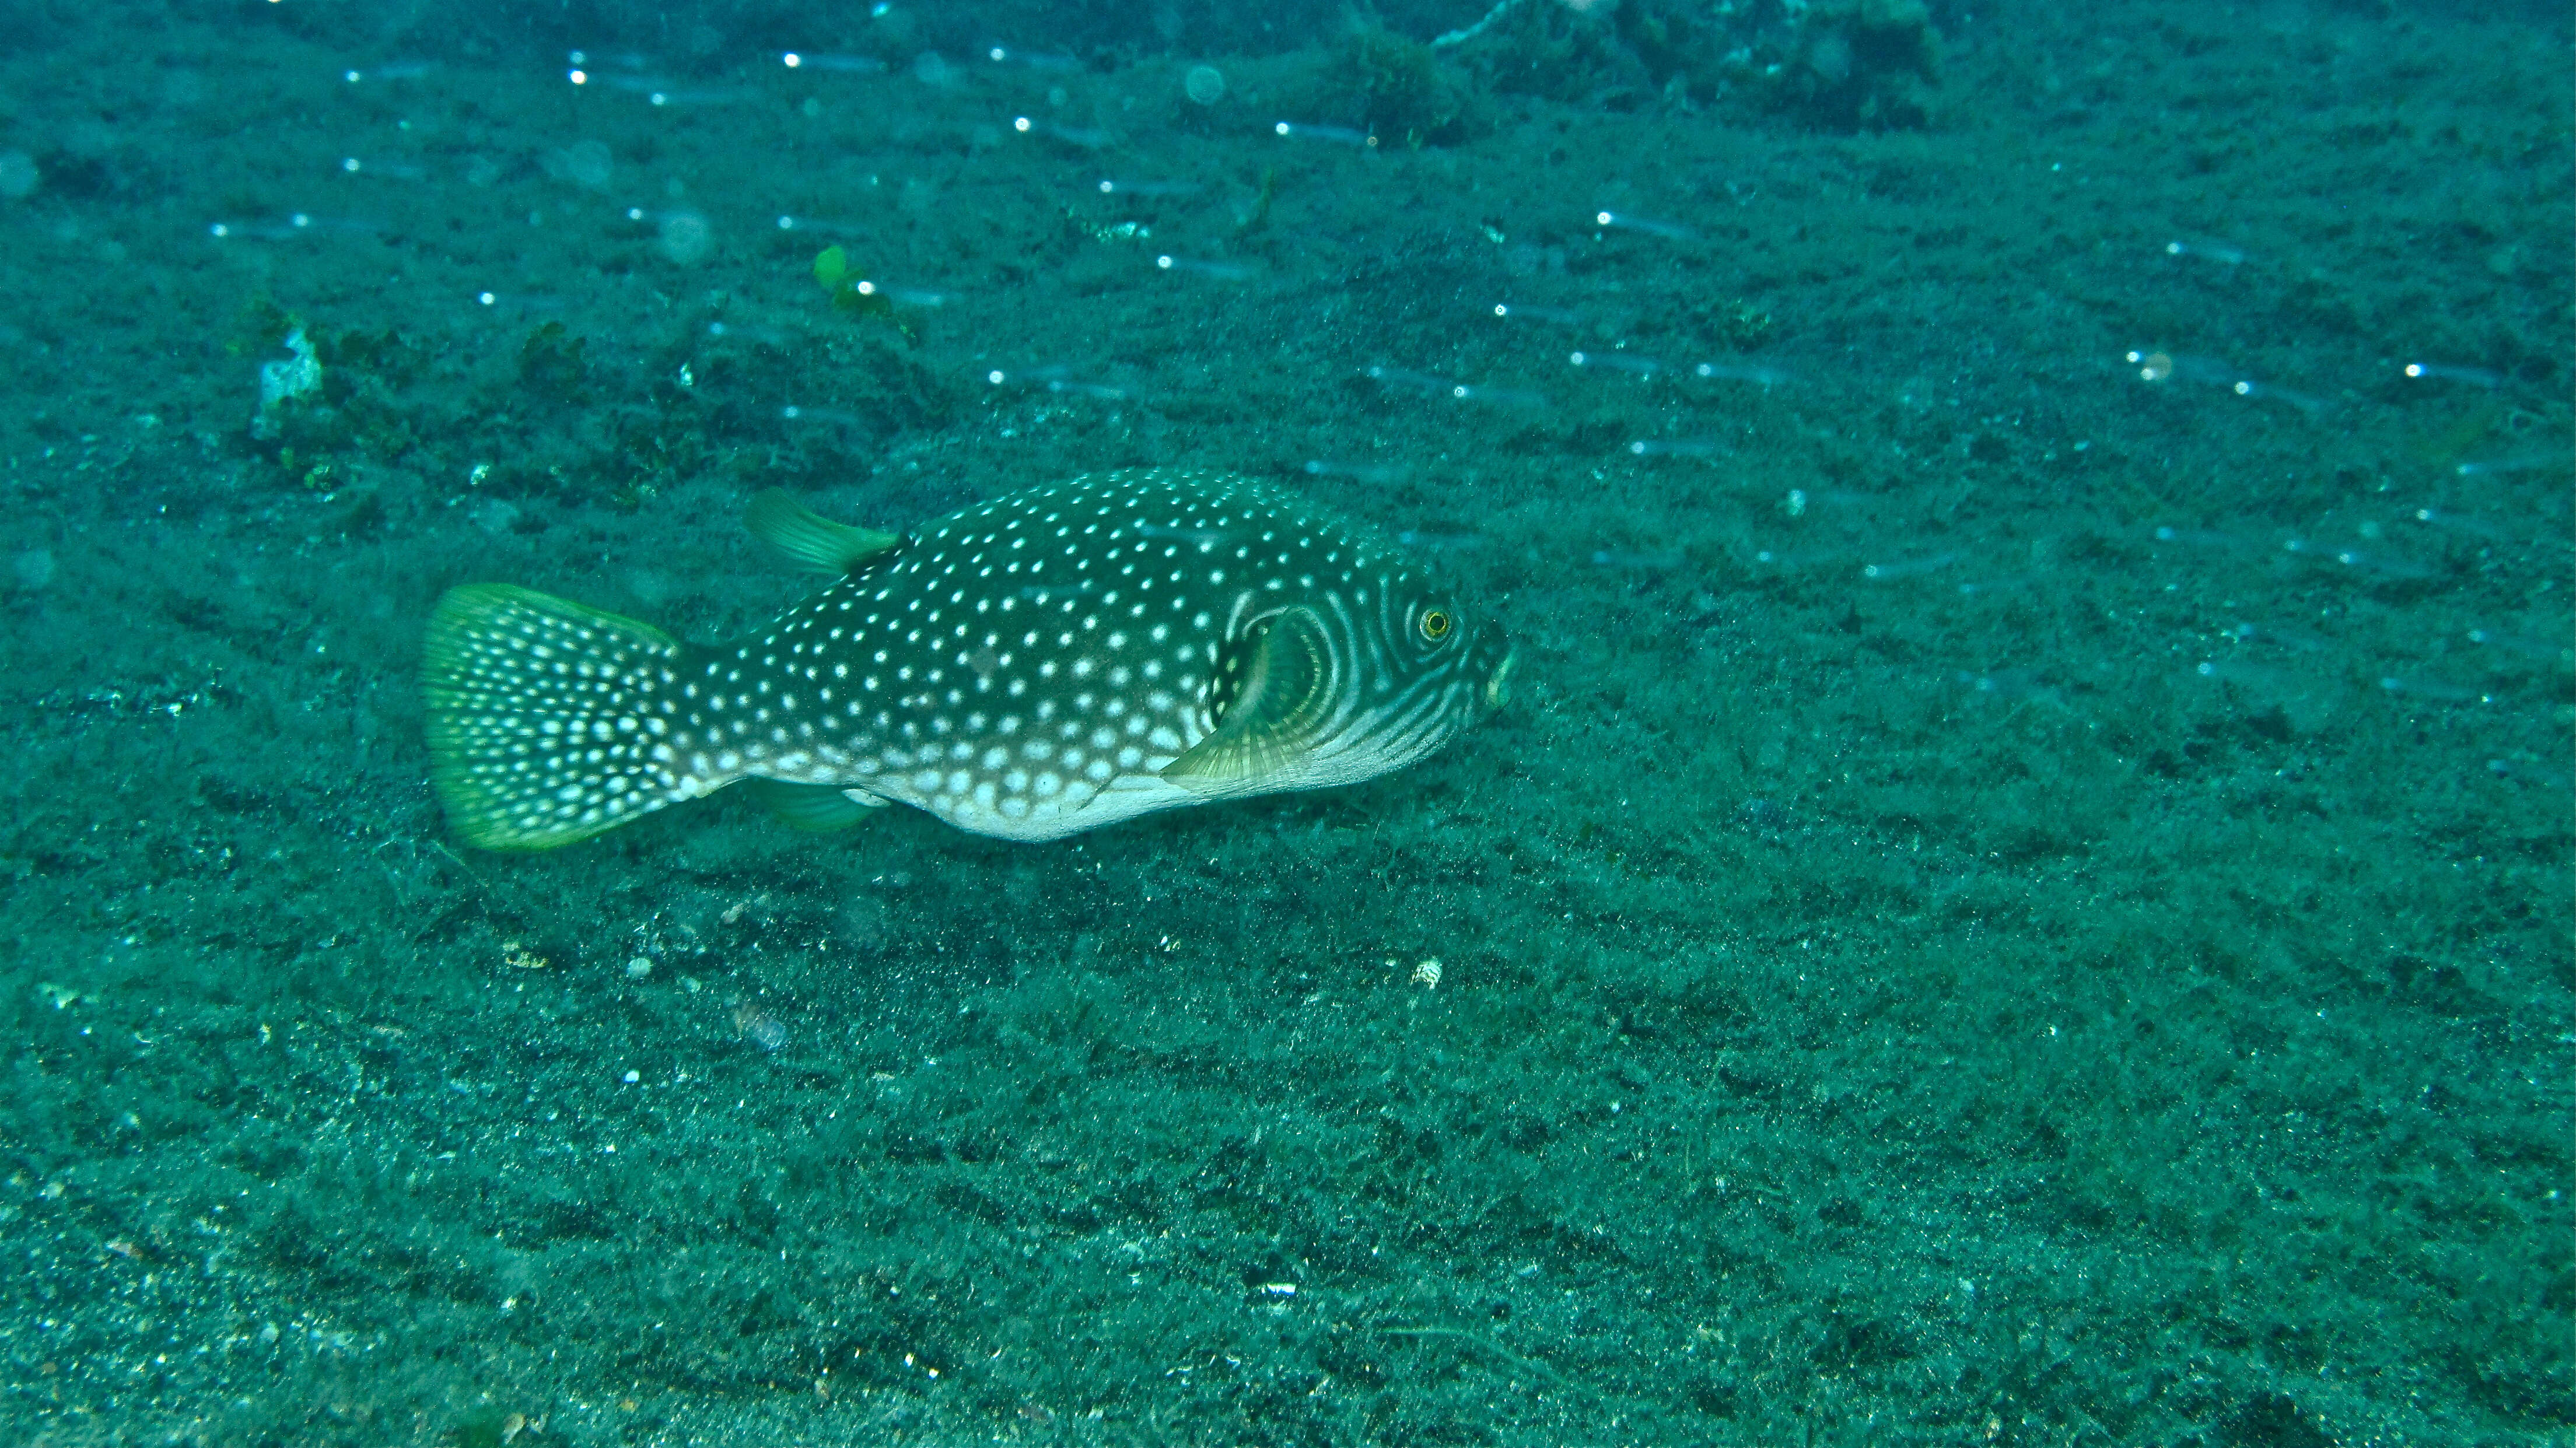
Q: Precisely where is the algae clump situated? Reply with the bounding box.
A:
[813,246,921,342]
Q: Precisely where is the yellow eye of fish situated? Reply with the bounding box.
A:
[1420,609,1452,641]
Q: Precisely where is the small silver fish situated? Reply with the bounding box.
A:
[423,468,1515,848]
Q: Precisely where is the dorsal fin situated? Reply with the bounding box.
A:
[1160,606,1337,796]
[743,489,901,574]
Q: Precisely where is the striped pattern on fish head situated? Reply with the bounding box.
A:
[1167,509,1515,802]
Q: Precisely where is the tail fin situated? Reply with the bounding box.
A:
[422,584,705,850]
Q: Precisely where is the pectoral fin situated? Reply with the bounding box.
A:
[743,489,902,574]
[1160,606,1336,794]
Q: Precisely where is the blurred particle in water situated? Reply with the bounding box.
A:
[781,52,886,74]
[1096,178,1203,198]
[550,140,613,191]
[1593,209,1698,243]
[2402,360,2500,389]
[657,211,712,265]
[1275,120,1370,145]
[986,45,1082,71]
[1184,65,1226,105]
[1693,360,1794,387]
[1307,458,1415,486]
[1154,253,1254,281]
[0,151,37,200]
[1861,551,1957,581]
[2450,453,2563,479]
[1570,349,1662,377]
[1590,547,1686,571]
[734,1003,787,1053]
[2164,237,2246,267]
[12,549,55,592]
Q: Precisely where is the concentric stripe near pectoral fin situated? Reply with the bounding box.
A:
[1160,606,1337,795]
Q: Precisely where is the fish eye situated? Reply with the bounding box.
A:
[1419,609,1452,642]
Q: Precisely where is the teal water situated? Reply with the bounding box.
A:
[0,1,2567,1443]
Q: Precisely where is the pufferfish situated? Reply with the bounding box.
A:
[421,468,1515,848]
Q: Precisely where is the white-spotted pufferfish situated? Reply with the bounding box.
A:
[422,468,1515,847]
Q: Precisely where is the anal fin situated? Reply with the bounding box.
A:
[748,779,890,832]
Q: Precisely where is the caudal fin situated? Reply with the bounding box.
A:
[421,583,704,850]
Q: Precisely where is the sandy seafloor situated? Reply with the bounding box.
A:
[0,0,2567,1443]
